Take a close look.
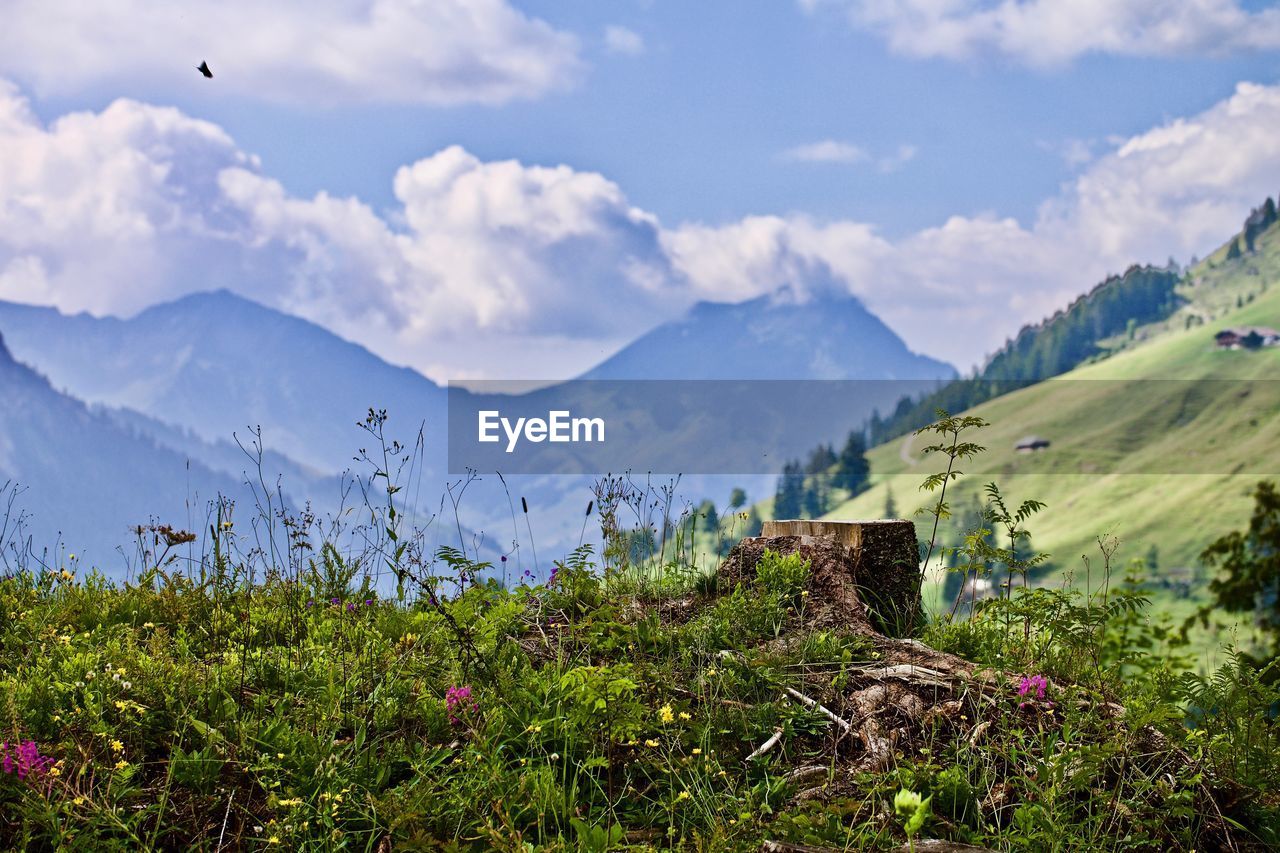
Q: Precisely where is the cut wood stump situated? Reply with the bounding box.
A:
[722,519,921,636]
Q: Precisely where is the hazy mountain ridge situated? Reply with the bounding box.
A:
[0,329,255,567]
[0,291,448,475]
[579,292,956,381]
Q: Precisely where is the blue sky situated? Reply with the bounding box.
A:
[2,0,1280,379]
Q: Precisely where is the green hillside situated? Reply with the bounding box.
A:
[823,215,1280,658]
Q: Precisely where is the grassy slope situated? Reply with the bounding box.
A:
[822,222,1280,656]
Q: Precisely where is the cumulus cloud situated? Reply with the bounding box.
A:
[604,26,646,56]
[2,78,1280,377]
[802,0,1280,65]
[673,81,1280,368]
[0,81,680,378]
[0,0,582,106]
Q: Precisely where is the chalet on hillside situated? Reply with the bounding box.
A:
[1214,326,1280,349]
[1015,435,1051,453]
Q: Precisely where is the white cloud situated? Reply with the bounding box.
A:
[803,0,1280,65]
[0,0,582,106]
[780,140,870,164]
[877,143,918,173]
[2,78,1280,377]
[604,25,646,56]
[674,81,1280,368]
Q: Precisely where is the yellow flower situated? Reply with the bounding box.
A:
[143,622,155,629]
[277,753,285,760]
[111,739,124,752]
[706,667,718,677]
[678,711,691,720]
[73,796,85,806]
[658,704,674,724]
[268,836,281,845]
[49,766,61,777]
[114,760,129,771]
[645,739,660,747]
[677,790,690,801]
[692,748,702,755]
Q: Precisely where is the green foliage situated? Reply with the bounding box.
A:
[1195,480,1280,660]
[3,415,1280,850]
[754,549,811,607]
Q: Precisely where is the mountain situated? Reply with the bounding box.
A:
[0,329,252,568]
[579,292,956,381]
[0,291,448,475]
[864,263,1183,445]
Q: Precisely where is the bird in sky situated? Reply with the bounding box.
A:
[196,61,212,78]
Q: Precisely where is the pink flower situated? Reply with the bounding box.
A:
[445,685,478,725]
[1,739,52,782]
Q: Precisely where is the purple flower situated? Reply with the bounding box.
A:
[364,599,373,606]
[306,600,315,608]
[1,739,52,782]
[500,555,507,563]
[445,685,478,725]
[1017,675,1048,700]
[330,597,340,606]
[1016,675,1052,710]
[346,602,356,613]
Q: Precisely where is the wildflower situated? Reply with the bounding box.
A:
[677,790,690,801]
[658,704,675,724]
[268,836,281,845]
[1017,674,1050,710]
[142,622,155,629]
[73,796,85,806]
[330,597,340,606]
[306,600,315,608]
[692,748,702,755]
[111,740,124,753]
[548,753,560,762]
[122,681,132,690]
[364,599,373,606]
[678,711,691,721]
[706,667,718,677]
[1,740,53,781]
[894,789,924,818]
[445,685,478,725]
[115,760,129,770]
[277,753,285,760]
[645,739,660,747]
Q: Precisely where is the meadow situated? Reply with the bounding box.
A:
[1,413,1277,852]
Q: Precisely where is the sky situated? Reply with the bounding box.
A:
[2,0,1280,380]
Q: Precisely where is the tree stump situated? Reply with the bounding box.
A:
[720,519,921,636]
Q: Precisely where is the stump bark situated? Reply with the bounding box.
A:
[730,519,922,636]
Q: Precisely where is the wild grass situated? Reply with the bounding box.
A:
[1,415,1278,851]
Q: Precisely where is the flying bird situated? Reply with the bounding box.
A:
[196,61,212,78]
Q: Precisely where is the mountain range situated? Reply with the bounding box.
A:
[0,287,953,573]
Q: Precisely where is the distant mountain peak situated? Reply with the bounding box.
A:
[580,290,954,381]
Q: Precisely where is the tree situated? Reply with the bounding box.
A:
[805,443,836,475]
[835,431,871,495]
[1197,480,1280,661]
[884,485,898,519]
[1227,237,1244,261]
[728,487,747,511]
[773,460,805,520]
